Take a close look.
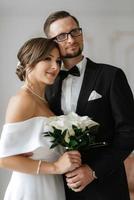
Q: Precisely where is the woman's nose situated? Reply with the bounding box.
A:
[52,62,59,70]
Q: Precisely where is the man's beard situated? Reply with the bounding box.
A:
[62,47,83,59]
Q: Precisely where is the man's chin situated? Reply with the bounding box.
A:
[63,53,81,59]
[63,49,82,59]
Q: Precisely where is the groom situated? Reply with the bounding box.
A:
[44,11,134,200]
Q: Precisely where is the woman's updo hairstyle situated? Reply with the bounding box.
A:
[16,37,59,81]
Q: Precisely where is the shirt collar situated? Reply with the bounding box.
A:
[76,56,87,75]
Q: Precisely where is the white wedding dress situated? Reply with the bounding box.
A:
[0,117,66,200]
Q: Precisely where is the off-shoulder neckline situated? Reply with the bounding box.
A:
[3,116,54,126]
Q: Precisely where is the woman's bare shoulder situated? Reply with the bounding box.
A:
[5,89,36,123]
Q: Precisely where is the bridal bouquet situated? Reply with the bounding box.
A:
[43,112,106,151]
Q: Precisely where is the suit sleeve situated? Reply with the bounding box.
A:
[89,68,134,179]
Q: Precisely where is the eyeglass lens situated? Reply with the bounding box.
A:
[56,28,82,42]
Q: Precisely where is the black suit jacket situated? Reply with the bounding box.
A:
[46,58,134,200]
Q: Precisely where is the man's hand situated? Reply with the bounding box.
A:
[65,164,95,192]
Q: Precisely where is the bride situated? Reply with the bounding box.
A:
[0,37,81,200]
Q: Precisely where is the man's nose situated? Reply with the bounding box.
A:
[67,33,75,43]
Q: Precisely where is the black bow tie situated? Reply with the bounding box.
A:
[60,66,80,79]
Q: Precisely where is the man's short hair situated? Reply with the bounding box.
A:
[43,10,79,37]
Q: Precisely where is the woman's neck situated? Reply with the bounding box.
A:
[25,81,45,97]
[22,81,47,103]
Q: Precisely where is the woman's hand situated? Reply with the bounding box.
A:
[53,151,81,174]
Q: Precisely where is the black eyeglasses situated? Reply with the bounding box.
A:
[52,28,82,42]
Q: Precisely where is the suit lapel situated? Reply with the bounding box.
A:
[46,75,63,115]
[76,58,101,115]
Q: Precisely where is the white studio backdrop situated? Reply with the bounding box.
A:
[0,0,134,199]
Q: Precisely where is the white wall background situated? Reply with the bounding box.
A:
[0,0,134,199]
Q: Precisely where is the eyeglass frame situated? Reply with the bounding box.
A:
[51,27,82,42]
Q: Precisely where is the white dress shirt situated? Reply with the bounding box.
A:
[61,57,87,114]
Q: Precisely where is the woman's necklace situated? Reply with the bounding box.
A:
[23,85,47,103]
